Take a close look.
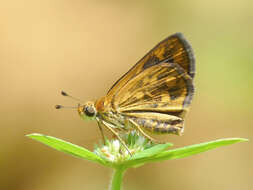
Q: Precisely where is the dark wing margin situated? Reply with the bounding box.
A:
[140,33,195,78]
[107,33,195,96]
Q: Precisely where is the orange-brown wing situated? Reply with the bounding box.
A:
[107,33,195,100]
[112,62,194,119]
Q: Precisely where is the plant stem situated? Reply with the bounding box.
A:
[110,166,126,190]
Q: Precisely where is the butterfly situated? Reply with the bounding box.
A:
[56,33,195,154]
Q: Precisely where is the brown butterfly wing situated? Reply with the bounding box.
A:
[111,63,194,135]
[114,63,193,112]
[107,33,195,99]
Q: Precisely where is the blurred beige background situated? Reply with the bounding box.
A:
[0,0,252,189]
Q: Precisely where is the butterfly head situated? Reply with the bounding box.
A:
[78,101,97,120]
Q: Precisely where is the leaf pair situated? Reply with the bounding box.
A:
[27,133,247,169]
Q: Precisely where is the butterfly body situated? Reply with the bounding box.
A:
[77,33,195,149]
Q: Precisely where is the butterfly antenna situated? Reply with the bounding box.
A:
[55,105,77,109]
[61,90,83,102]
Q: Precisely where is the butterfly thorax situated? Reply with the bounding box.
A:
[95,96,132,131]
[95,96,107,112]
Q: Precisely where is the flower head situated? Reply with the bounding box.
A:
[94,131,154,163]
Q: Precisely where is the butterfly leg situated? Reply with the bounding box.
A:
[129,119,166,144]
[97,122,106,145]
[101,121,132,156]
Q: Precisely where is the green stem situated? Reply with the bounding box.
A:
[110,167,126,190]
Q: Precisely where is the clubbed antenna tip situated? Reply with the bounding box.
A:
[60,90,83,102]
[61,91,68,96]
[55,105,62,109]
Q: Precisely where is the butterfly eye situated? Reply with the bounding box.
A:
[84,106,96,117]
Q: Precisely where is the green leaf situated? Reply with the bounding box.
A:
[129,138,248,167]
[151,138,248,162]
[130,143,173,160]
[26,133,106,165]
[125,143,173,168]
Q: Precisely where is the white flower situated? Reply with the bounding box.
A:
[112,140,120,152]
[94,131,152,163]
